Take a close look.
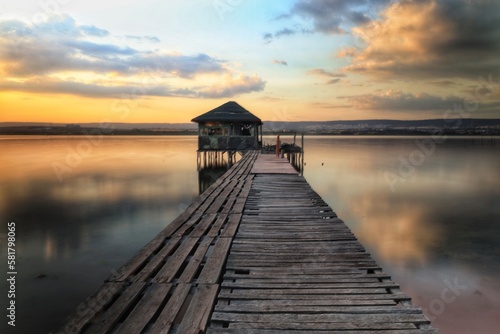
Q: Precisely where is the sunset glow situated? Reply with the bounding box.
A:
[1,0,499,123]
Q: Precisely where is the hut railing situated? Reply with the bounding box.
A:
[198,135,260,151]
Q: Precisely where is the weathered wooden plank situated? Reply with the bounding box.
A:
[217,291,411,301]
[230,236,359,243]
[223,275,389,282]
[230,242,364,249]
[224,267,376,275]
[236,224,347,231]
[217,288,389,296]
[86,282,147,334]
[225,253,373,260]
[208,329,440,334]
[231,197,247,213]
[225,299,398,306]
[173,212,203,237]
[154,236,202,283]
[191,213,218,237]
[221,214,243,238]
[207,213,229,237]
[178,237,215,283]
[215,304,422,314]
[132,236,182,282]
[57,283,126,334]
[222,322,418,330]
[226,262,380,270]
[149,283,192,334]
[207,180,239,214]
[221,281,399,289]
[226,261,379,267]
[231,240,362,246]
[220,195,238,214]
[198,237,233,284]
[251,154,299,175]
[115,283,172,334]
[210,312,431,324]
[177,284,220,334]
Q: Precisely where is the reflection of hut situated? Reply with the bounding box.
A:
[192,101,263,168]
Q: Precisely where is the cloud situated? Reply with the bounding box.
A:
[259,96,285,102]
[198,74,266,98]
[327,78,341,85]
[272,60,288,66]
[340,0,500,80]
[125,35,161,43]
[0,79,156,98]
[0,74,265,99]
[307,68,345,85]
[127,53,226,79]
[0,77,202,99]
[311,102,351,109]
[275,27,297,38]
[429,80,461,87]
[263,33,273,40]
[0,16,224,78]
[307,68,346,78]
[343,90,463,111]
[270,0,392,37]
[0,14,265,98]
[263,26,312,43]
[81,25,109,37]
[64,40,138,56]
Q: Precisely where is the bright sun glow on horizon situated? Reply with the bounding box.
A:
[1,0,499,123]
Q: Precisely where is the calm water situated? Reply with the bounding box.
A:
[0,135,499,333]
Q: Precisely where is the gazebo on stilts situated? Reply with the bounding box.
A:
[192,101,263,170]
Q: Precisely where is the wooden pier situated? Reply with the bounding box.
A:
[60,152,440,334]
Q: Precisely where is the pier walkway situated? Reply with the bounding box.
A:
[60,152,439,334]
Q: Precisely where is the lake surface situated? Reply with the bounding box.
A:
[0,135,499,333]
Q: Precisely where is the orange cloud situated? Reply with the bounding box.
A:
[344,89,463,111]
[340,0,500,79]
[198,74,265,98]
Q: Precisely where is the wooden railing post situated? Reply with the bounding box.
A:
[276,135,280,156]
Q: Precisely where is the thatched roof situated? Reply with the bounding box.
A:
[191,101,262,124]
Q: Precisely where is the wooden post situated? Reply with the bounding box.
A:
[276,135,280,156]
[301,133,305,173]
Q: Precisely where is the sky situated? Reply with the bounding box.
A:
[1,0,500,123]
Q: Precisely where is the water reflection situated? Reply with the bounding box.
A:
[0,135,498,334]
[0,136,200,334]
[303,136,500,334]
[198,166,229,194]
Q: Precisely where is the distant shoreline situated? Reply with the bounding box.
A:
[1,127,499,136]
[1,118,500,136]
